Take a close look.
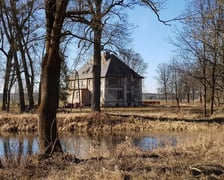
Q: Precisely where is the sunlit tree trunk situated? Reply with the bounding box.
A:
[38,0,68,157]
[2,49,13,111]
[91,27,102,112]
[91,0,102,112]
[14,50,26,113]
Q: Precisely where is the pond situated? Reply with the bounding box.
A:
[0,132,177,159]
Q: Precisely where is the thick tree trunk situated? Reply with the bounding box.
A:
[38,0,68,157]
[38,82,41,106]
[6,88,11,112]
[2,81,8,111]
[38,54,62,156]
[14,51,26,113]
[26,49,35,109]
[2,49,13,111]
[187,91,190,103]
[91,0,102,112]
[91,28,102,112]
[210,53,217,116]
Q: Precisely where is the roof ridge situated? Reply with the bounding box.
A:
[76,53,143,79]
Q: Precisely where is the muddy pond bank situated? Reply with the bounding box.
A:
[0,110,224,179]
[0,128,224,179]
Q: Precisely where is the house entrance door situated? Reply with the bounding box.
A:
[127,93,132,106]
[81,89,91,106]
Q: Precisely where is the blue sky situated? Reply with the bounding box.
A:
[128,0,188,93]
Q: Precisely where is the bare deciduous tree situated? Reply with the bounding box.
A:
[38,0,68,157]
[0,0,26,112]
[0,0,43,112]
[66,0,165,112]
[156,62,171,102]
[170,0,224,116]
[118,48,147,76]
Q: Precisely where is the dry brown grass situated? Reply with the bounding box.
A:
[35,128,224,179]
[0,126,223,179]
[0,104,224,134]
[0,104,224,179]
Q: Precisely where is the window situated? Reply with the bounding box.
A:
[81,80,83,87]
[117,90,123,100]
[76,91,79,99]
[88,79,91,86]
[108,77,123,87]
[70,81,75,89]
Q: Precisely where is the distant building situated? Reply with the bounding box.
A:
[141,93,161,106]
[142,93,160,100]
[67,52,143,107]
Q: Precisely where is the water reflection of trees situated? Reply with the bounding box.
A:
[0,132,177,162]
[60,132,127,158]
[0,134,36,165]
